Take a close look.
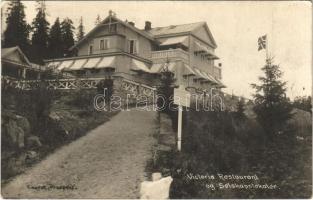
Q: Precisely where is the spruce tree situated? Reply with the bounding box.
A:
[3,0,30,50]
[31,1,50,63]
[76,16,85,41]
[236,97,246,119]
[48,17,63,58]
[61,17,75,56]
[157,60,176,114]
[251,59,293,137]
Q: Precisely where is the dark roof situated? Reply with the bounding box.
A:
[1,46,31,65]
[70,15,156,51]
[147,22,205,36]
[2,46,19,57]
[70,15,217,50]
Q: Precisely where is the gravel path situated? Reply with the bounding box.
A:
[2,108,158,199]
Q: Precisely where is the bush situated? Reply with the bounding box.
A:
[66,88,96,109]
[96,79,113,104]
[169,109,312,198]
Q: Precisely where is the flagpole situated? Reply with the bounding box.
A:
[265,34,270,64]
[266,34,269,63]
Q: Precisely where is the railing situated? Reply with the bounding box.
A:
[2,76,156,97]
[151,48,189,63]
[3,78,104,90]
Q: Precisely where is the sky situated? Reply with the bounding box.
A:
[1,1,312,99]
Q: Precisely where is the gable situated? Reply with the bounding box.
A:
[6,51,23,63]
[70,15,155,51]
[2,47,31,65]
[72,19,119,50]
[192,25,217,48]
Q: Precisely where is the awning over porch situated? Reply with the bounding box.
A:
[131,59,151,73]
[193,68,207,80]
[83,57,102,69]
[182,64,196,76]
[150,62,197,76]
[149,63,163,73]
[194,42,219,60]
[57,60,74,70]
[158,36,189,47]
[61,56,116,71]
[213,77,226,88]
[193,68,220,84]
[68,59,88,70]
[202,72,218,84]
[150,62,176,73]
[47,61,61,69]
[97,56,116,69]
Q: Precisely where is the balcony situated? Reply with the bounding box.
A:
[151,48,189,63]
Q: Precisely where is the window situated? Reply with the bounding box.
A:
[128,40,137,54]
[100,39,109,50]
[89,45,93,55]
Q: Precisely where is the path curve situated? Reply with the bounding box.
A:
[2,108,158,199]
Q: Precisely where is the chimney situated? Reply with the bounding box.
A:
[145,21,152,31]
[128,21,135,26]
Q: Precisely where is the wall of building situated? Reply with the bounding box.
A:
[55,20,222,90]
[188,35,215,75]
[118,23,153,59]
[76,23,153,60]
[77,24,126,56]
[213,65,222,80]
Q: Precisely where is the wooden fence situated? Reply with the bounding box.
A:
[1,76,157,98]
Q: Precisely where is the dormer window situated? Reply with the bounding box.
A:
[128,39,137,54]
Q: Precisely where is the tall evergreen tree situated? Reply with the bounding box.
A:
[3,0,30,50]
[251,59,293,137]
[236,97,246,119]
[157,60,176,114]
[76,16,85,41]
[48,17,63,58]
[61,17,75,56]
[31,0,50,63]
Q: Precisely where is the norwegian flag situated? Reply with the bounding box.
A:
[258,35,267,51]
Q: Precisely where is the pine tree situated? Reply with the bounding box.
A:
[3,0,30,50]
[48,17,63,58]
[251,59,293,137]
[76,16,85,41]
[31,0,50,63]
[61,17,75,56]
[95,14,101,25]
